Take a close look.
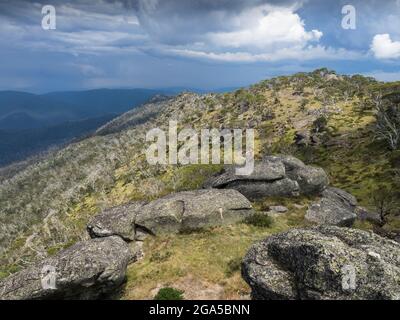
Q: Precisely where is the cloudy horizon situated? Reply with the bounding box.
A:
[1,0,400,93]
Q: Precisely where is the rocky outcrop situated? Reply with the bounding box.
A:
[203,155,329,200]
[0,237,131,300]
[242,226,400,300]
[135,189,253,235]
[305,187,357,227]
[87,202,146,241]
[0,188,254,300]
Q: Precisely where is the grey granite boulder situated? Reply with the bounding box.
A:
[135,189,253,235]
[203,159,285,188]
[223,178,300,200]
[204,155,328,200]
[305,187,357,227]
[269,206,288,213]
[322,187,357,209]
[285,163,328,195]
[0,236,131,300]
[242,226,400,300]
[87,202,146,241]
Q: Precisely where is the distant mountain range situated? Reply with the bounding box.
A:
[0,88,172,166]
[0,87,239,167]
[0,87,237,132]
[0,89,164,131]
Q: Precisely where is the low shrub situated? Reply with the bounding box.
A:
[244,213,273,228]
[225,257,242,277]
[154,287,184,300]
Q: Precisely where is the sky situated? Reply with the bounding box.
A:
[1,0,400,93]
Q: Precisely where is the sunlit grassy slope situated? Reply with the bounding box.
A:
[123,198,311,300]
[1,69,399,298]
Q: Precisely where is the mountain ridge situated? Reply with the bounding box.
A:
[0,69,399,299]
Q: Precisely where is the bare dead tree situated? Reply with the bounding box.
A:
[374,93,400,150]
[371,189,396,226]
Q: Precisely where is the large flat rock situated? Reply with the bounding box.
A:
[204,155,329,200]
[135,189,253,234]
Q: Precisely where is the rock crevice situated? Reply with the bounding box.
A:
[203,155,329,200]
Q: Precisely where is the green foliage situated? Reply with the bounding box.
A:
[225,257,242,277]
[369,186,399,225]
[2,68,399,284]
[162,164,223,193]
[244,213,274,228]
[150,251,172,263]
[312,116,328,133]
[0,263,21,280]
[374,101,400,150]
[154,287,184,300]
[46,241,75,256]
[300,98,309,111]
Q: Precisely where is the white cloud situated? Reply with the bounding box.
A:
[165,45,362,63]
[371,34,400,59]
[131,0,335,62]
[208,5,322,50]
[149,3,348,63]
[0,0,364,64]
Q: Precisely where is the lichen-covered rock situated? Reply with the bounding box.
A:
[356,206,382,224]
[269,206,288,213]
[322,187,357,209]
[0,237,131,300]
[242,226,400,300]
[135,189,253,234]
[203,155,328,200]
[223,178,300,200]
[305,187,357,227]
[285,163,328,195]
[87,202,146,241]
[203,160,286,188]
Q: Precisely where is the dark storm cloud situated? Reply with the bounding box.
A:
[118,0,303,44]
[111,0,300,11]
[1,0,400,92]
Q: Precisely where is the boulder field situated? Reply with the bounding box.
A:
[0,189,253,300]
[1,155,389,300]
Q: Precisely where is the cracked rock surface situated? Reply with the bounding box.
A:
[305,187,357,227]
[0,236,131,300]
[204,155,329,200]
[135,189,253,235]
[242,226,400,300]
[87,201,146,241]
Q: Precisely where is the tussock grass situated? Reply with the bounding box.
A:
[122,208,307,300]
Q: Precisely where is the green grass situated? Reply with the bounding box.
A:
[122,208,308,300]
[154,287,185,300]
[1,69,399,298]
[244,213,274,228]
